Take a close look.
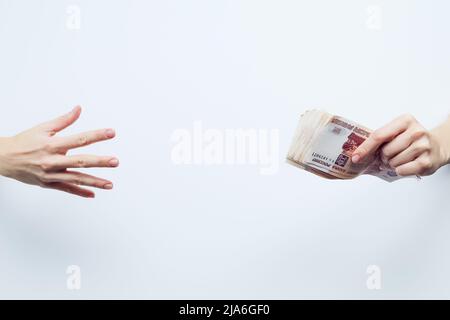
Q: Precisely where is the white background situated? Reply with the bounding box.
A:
[1,0,450,299]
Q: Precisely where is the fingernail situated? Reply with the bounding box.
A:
[106,129,116,138]
[104,183,113,190]
[109,158,119,167]
[88,193,95,198]
[352,154,361,163]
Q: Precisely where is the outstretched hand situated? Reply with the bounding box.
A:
[0,106,119,198]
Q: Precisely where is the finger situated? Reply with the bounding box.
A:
[353,115,414,163]
[381,130,416,160]
[53,128,116,151]
[44,171,114,190]
[49,155,119,170]
[396,154,433,177]
[43,182,95,198]
[41,106,82,135]
[388,138,429,168]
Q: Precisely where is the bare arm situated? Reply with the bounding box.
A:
[0,106,119,198]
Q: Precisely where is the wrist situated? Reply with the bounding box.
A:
[431,120,450,168]
[0,136,13,178]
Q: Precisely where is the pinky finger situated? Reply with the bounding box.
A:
[395,155,430,177]
[43,182,95,198]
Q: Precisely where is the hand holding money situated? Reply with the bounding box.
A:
[287,110,450,182]
[352,114,450,177]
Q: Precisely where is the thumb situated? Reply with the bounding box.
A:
[352,134,383,164]
[352,115,412,163]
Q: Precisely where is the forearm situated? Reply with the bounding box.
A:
[431,115,450,168]
[0,136,17,179]
[0,137,10,178]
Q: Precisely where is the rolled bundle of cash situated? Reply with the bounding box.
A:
[287,110,401,182]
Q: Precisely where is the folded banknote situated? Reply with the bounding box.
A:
[287,110,402,182]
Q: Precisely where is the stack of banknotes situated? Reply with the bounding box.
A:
[287,110,401,182]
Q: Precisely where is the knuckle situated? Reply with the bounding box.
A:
[420,140,432,152]
[414,139,431,153]
[388,159,399,169]
[42,142,54,152]
[78,136,89,147]
[401,113,416,123]
[381,145,391,158]
[371,130,384,142]
[76,158,86,168]
[418,158,433,170]
[69,172,83,185]
[39,173,51,183]
[39,159,54,172]
[424,140,432,151]
[411,127,428,140]
[47,130,57,137]
[388,159,396,168]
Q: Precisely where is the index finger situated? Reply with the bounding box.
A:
[352,115,413,163]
